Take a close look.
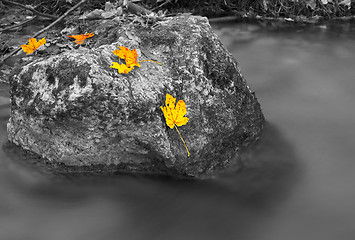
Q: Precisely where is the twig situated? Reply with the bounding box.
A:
[1,0,57,20]
[0,16,38,32]
[0,0,88,67]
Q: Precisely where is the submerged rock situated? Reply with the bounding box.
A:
[7,15,264,178]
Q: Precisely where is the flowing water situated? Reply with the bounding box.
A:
[1,21,355,240]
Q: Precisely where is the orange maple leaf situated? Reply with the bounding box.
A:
[161,93,190,157]
[113,46,141,68]
[110,62,133,74]
[111,46,161,74]
[68,32,94,45]
[21,37,46,55]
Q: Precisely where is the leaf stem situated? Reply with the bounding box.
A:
[138,59,162,65]
[174,124,190,157]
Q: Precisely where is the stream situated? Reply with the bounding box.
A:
[1,20,355,240]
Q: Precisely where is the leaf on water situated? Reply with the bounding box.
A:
[160,93,190,156]
[21,37,46,55]
[68,32,94,45]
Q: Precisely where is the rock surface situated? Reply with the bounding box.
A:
[7,15,264,178]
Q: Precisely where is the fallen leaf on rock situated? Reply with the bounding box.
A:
[68,32,94,45]
[160,93,190,156]
[110,62,133,74]
[111,46,161,74]
[21,37,46,55]
[113,46,141,68]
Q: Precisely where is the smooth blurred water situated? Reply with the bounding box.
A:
[1,21,355,240]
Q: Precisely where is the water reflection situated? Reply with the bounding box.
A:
[1,21,355,240]
[1,84,300,239]
[213,21,355,240]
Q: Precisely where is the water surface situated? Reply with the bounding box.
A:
[1,21,355,240]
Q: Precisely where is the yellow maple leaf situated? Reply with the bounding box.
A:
[111,46,162,74]
[68,32,94,45]
[110,62,133,74]
[21,37,46,55]
[161,93,190,156]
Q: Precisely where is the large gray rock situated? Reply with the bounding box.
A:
[7,15,264,178]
